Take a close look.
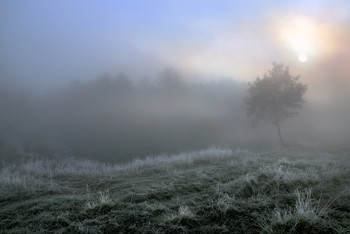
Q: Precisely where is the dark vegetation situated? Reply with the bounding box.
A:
[244,63,307,147]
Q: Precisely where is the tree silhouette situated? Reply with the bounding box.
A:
[244,63,307,147]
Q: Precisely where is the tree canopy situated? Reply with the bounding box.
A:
[244,63,307,146]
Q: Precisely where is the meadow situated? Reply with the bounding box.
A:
[1,148,350,233]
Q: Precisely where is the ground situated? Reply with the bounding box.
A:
[1,148,350,233]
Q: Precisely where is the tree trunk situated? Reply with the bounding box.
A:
[275,121,286,147]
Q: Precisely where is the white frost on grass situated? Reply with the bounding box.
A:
[0,148,345,199]
[259,188,335,232]
[125,147,232,173]
[216,193,237,213]
[85,190,113,209]
[0,147,232,195]
[274,188,330,224]
[163,205,195,222]
[260,165,321,184]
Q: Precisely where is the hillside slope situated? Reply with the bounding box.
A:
[1,148,350,233]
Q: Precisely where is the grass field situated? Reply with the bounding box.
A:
[1,148,350,233]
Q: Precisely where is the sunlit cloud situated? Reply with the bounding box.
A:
[272,16,339,63]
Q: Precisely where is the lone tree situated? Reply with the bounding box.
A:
[244,63,307,147]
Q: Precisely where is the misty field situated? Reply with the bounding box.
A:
[1,148,349,233]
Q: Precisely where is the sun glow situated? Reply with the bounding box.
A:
[275,16,337,62]
[298,53,308,62]
[282,18,316,57]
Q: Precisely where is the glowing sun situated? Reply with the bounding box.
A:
[276,16,337,63]
[298,53,308,62]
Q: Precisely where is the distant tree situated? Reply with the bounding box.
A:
[157,67,183,89]
[114,72,133,93]
[244,63,307,147]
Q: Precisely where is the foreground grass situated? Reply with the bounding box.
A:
[1,148,350,233]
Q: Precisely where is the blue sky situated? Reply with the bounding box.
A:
[1,0,349,91]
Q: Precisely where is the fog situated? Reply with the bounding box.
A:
[0,70,243,161]
[0,66,349,162]
[1,1,350,162]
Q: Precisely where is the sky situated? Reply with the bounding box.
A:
[1,0,350,94]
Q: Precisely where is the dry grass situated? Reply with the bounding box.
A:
[1,148,349,233]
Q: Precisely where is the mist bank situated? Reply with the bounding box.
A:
[0,69,349,162]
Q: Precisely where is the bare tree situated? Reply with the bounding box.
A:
[244,63,307,147]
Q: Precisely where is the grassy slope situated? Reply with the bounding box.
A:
[1,148,350,233]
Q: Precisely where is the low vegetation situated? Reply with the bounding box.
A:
[1,148,349,233]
